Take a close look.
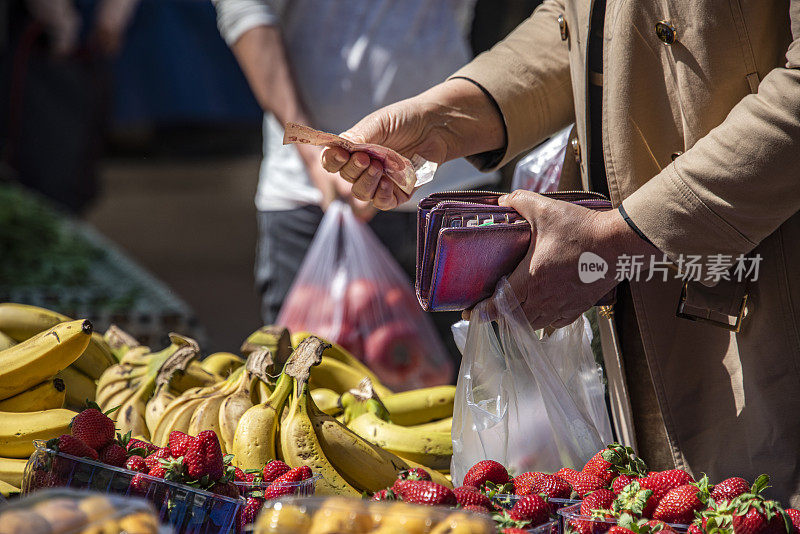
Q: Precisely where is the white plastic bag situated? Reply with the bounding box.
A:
[451,278,607,483]
[511,125,572,193]
[277,201,452,390]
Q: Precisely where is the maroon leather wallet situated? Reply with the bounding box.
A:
[416,190,614,312]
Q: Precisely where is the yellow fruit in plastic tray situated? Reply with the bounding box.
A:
[430,512,494,534]
[370,502,435,534]
[256,503,311,534]
[309,498,372,534]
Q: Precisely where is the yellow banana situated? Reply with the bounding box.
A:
[347,410,452,470]
[171,362,221,393]
[103,324,142,361]
[256,380,272,402]
[309,357,393,397]
[0,331,16,351]
[0,457,28,487]
[0,303,114,377]
[407,416,453,434]
[116,380,154,440]
[188,392,230,448]
[145,383,176,435]
[57,366,97,409]
[308,388,409,493]
[201,352,244,378]
[280,380,359,496]
[393,455,453,489]
[0,377,65,412]
[232,373,291,469]
[0,319,92,400]
[218,365,259,453]
[292,332,384,384]
[381,386,455,426]
[0,408,76,458]
[241,325,292,369]
[0,479,19,497]
[311,388,342,416]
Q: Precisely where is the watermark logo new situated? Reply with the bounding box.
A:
[578,252,608,284]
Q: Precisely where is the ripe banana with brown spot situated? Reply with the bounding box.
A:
[0,377,66,412]
[0,319,92,400]
[232,372,291,469]
[57,366,97,408]
[311,387,342,416]
[200,352,244,378]
[0,408,77,458]
[218,349,273,453]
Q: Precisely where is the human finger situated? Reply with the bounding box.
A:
[498,189,545,221]
[321,147,351,173]
[351,161,383,201]
[337,152,372,183]
[372,178,397,210]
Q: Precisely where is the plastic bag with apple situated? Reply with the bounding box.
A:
[277,201,452,390]
[450,277,607,484]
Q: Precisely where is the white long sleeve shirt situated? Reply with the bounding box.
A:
[213,0,495,211]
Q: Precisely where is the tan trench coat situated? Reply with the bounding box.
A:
[453,0,800,505]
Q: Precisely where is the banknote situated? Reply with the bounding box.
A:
[283,122,437,194]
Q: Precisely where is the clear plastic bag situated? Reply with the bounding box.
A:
[511,125,572,193]
[451,278,606,483]
[277,201,452,390]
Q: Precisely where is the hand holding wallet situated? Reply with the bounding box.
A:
[415,190,615,312]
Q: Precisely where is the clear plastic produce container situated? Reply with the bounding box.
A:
[22,440,241,534]
[529,519,559,534]
[234,473,320,498]
[0,487,165,534]
[493,494,580,511]
[558,503,690,534]
[250,496,497,533]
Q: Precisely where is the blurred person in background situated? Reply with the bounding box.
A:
[0,0,140,213]
[212,0,497,358]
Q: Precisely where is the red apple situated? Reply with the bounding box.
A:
[345,278,382,327]
[363,322,425,389]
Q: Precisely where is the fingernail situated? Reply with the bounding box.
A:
[333,152,346,164]
[497,194,507,204]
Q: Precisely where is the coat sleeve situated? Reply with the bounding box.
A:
[449,0,574,170]
[212,0,278,46]
[621,2,800,259]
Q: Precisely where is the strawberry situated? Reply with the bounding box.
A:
[238,497,264,531]
[711,477,751,504]
[233,467,247,482]
[31,469,61,490]
[521,473,572,499]
[556,467,579,480]
[149,464,167,479]
[210,480,240,499]
[732,502,788,534]
[98,443,127,467]
[463,460,509,489]
[583,450,617,485]
[399,467,432,482]
[463,504,492,514]
[785,509,800,534]
[608,527,637,534]
[70,408,115,451]
[263,482,298,500]
[501,529,530,534]
[454,486,493,509]
[687,523,703,534]
[125,455,148,472]
[262,460,291,484]
[514,472,545,495]
[640,470,695,504]
[48,435,98,460]
[613,475,635,494]
[168,430,194,458]
[184,430,224,480]
[144,448,171,471]
[582,489,617,515]
[272,465,312,486]
[371,489,396,501]
[502,494,551,529]
[129,473,152,496]
[613,481,656,518]
[571,472,608,497]
[396,480,457,506]
[125,437,157,455]
[653,482,709,525]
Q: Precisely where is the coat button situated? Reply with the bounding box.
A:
[655,20,677,45]
[558,14,569,41]
[671,151,683,161]
[571,137,581,165]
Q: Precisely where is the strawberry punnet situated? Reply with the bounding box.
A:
[238,497,264,531]
[499,493,551,529]
[395,480,457,506]
[500,528,530,534]
[70,408,116,451]
[210,480,240,499]
[262,459,291,484]
[184,430,224,480]
[608,527,638,534]
[463,460,510,489]
[271,465,312,486]
[143,448,171,471]
[48,434,99,460]
[125,455,148,472]
[453,486,493,509]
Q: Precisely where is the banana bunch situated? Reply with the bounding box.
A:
[97,332,205,440]
[200,352,245,378]
[150,348,276,452]
[342,379,453,472]
[0,304,117,409]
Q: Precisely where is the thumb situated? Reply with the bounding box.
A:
[340,111,390,146]
[498,189,544,220]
